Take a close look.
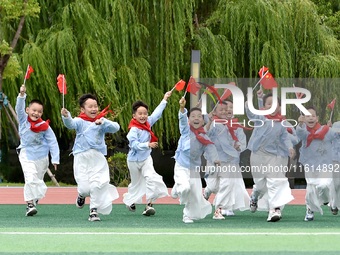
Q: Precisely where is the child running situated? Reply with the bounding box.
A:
[296,106,338,221]
[204,100,250,219]
[171,98,219,223]
[61,94,120,221]
[123,91,172,216]
[16,85,60,216]
[246,93,295,222]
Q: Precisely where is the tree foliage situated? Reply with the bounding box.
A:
[1,0,340,152]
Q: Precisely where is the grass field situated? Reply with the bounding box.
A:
[0,204,340,254]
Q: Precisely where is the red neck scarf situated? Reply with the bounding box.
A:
[265,112,285,122]
[190,125,214,145]
[78,105,113,122]
[128,119,158,142]
[306,123,329,147]
[287,127,293,134]
[27,117,50,132]
[214,117,252,142]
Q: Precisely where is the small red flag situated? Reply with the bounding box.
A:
[220,82,236,101]
[57,74,67,94]
[174,80,186,91]
[25,65,34,79]
[186,76,201,95]
[258,66,278,90]
[293,84,304,99]
[327,98,336,110]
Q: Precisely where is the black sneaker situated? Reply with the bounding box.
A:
[26,203,37,216]
[88,208,101,222]
[127,203,136,212]
[331,207,339,215]
[142,203,156,216]
[76,195,85,209]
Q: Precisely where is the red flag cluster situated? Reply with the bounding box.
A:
[25,65,34,80]
[57,74,67,94]
[258,66,278,90]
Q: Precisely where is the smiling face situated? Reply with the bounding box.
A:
[304,108,318,128]
[81,98,99,119]
[264,96,280,115]
[133,106,148,124]
[214,103,228,120]
[26,103,43,121]
[189,109,204,129]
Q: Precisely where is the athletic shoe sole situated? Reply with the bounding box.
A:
[26,208,37,216]
[142,207,156,216]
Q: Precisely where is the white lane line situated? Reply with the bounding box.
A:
[1,232,340,236]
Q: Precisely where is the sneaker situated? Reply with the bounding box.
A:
[213,208,225,220]
[183,216,194,223]
[203,189,211,200]
[142,204,156,216]
[88,208,101,222]
[26,203,37,216]
[250,199,258,213]
[267,208,281,222]
[127,203,136,212]
[76,194,85,209]
[331,207,339,215]
[171,188,178,199]
[304,208,314,221]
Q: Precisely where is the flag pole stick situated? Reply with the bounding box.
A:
[211,89,229,112]
[23,64,29,86]
[62,77,65,109]
[252,70,269,91]
[330,110,334,122]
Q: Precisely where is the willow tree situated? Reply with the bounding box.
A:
[3,0,201,152]
[0,0,40,164]
[195,0,340,123]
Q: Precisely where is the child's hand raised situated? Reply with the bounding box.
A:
[298,115,305,124]
[61,108,69,117]
[179,97,186,108]
[163,91,172,101]
[20,85,26,96]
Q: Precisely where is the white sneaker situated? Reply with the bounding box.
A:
[267,208,281,222]
[183,216,194,223]
[171,188,178,199]
[304,208,314,221]
[221,209,235,216]
[213,208,225,220]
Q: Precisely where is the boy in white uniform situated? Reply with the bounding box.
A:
[61,94,120,221]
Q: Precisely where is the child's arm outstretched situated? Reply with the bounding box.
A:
[61,108,78,130]
[15,85,27,123]
[148,91,172,126]
[179,97,189,135]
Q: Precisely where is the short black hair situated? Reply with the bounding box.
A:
[223,99,233,104]
[214,101,228,112]
[79,94,97,108]
[28,99,44,107]
[305,105,318,116]
[188,107,202,117]
[263,93,281,106]
[132,100,148,114]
